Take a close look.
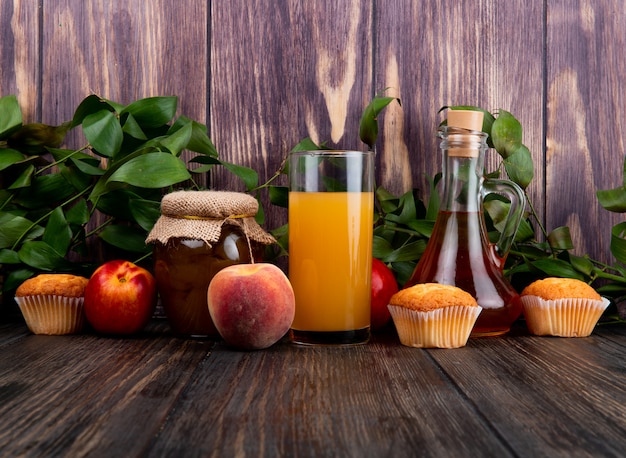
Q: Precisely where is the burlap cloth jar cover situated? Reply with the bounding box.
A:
[146,190,276,253]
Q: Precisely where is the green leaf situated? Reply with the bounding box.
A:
[70,156,106,176]
[220,161,259,191]
[3,268,36,293]
[107,152,191,188]
[514,218,536,242]
[8,164,35,189]
[95,189,137,220]
[255,196,266,225]
[15,173,74,208]
[48,147,94,163]
[60,162,93,192]
[159,120,192,156]
[491,110,523,159]
[71,94,115,129]
[18,240,71,271]
[120,96,177,129]
[569,253,594,276]
[384,191,417,225]
[504,145,534,190]
[405,219,434,237]
[596,186,626,212]
[597,282,626,297]
[8,122,70,154]
[128,197,161,232]
[381,240,427,263]
[83,110,123,157]
[0,214,43,248]
[359,93,401,149]
[0,148,26,171]
[171,117,218,157]
[484,199,511,233]
[547,226,574,250]
[0,95,23,138]
[291,137,325,152]
[425,175,440,220]
[376,187,401,214]
[391,261,417,288]
[372,235,394,258]
[0,248,20,264]
[66,199,90,226]
[42,207,72,255]
[610,221,626,264]
[188,154,218,173]
[269,185,288,208]
[121,113,148,140]
[530,258,586,280]
[99,224,151,253]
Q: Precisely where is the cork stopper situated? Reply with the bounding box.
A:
[444,110,485,158]
[447,109,484,131]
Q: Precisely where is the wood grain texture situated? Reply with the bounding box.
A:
[432,329,626,456]
[0,1,41,120]
[38,0,209,187]
[375,0,544,219]
[210,0,373,227]
[148,339,513,457]
[40,0,208,122]
[546,0,626,261]
[0,321,211,456]
[1,320,625,456]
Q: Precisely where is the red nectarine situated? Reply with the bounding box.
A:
[371,258,399,330]
[84,260,157,335]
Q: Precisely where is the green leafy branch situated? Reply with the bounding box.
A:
[0,94,257,293]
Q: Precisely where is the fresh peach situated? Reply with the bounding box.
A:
[207,263,295,350]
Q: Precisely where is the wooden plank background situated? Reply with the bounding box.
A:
[1,0,624,266]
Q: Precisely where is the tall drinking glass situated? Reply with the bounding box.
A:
[288,150,374,345]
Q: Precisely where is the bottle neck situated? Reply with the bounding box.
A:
[438,126,488,213]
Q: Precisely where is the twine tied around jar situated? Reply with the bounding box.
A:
[145,190,276,261]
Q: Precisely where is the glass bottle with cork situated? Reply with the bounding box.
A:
[405,109,525,336]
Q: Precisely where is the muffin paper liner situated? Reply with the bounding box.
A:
[520,296,610,337]
[388,305,482,349]
[15,295,85,335]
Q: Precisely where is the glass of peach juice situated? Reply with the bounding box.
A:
[288,150,374,345]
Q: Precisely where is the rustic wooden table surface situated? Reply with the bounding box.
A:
[1,317,625,458]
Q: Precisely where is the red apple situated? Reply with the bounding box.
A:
[207,263,295,350]
[84,260,157,335]
[371,258,399,330]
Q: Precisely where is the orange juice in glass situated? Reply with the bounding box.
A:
[288,150,374,345]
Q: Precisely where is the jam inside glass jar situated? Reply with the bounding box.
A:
[153,226,263,337]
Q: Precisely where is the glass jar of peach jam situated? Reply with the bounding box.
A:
[146,191,276,337]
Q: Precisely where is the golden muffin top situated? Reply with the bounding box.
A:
[15,274,89,298]
[521,277,601,301]
[389,283,479,312]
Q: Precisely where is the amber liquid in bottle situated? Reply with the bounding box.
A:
[406,113,525,336]
[406,210,522,336]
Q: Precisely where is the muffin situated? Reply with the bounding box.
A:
[520,277,610,337]
[15,274,90,335]
[387,283,482,348]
